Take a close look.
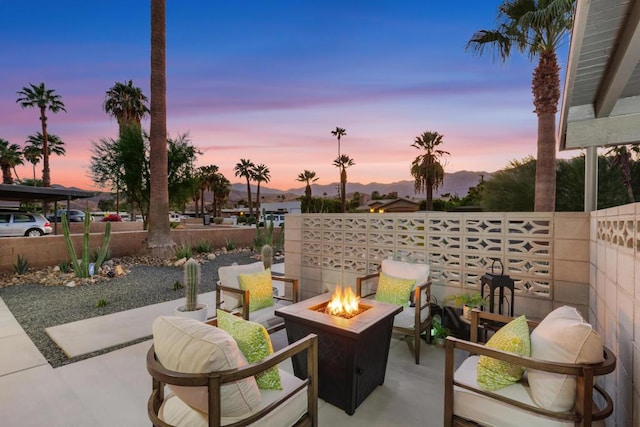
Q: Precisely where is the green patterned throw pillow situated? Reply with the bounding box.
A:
[216,309,282,390]
[477,315,530,390]
[374,272,416,306]
[238,268,274,312]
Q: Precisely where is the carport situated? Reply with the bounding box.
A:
[0,184,99,233]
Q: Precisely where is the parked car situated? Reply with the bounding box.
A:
[47,209,86,223]
[0,211,52,237]
[169,213,187,223]
[258,213,285,227]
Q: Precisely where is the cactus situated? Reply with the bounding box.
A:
[184,258,201,311]
[62,210,112,278]
[261,244,273,270]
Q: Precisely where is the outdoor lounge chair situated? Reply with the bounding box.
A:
[356,259,432,364]
[444,307,616,426]
[216,262,299,334]
[147,316,318,427]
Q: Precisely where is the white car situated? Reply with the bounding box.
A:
[169,213,186,223]
[0,211,52,237]
[258,214,285,227]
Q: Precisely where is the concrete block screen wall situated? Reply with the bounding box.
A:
[284,211,591,321]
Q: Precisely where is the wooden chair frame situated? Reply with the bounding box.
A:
[356,271,432,364]
[147,319,318,427]
[216,275,299,334]
[443,309,616,427]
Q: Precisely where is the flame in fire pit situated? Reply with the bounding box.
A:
[326,285,360,316]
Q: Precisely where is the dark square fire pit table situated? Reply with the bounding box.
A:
[275,292,402,415]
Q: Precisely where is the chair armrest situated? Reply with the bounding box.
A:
[215,282,250,320]
[444,336,617,423]
[271,275,299,303]
[356,272,380,299]
[147,333,319,427]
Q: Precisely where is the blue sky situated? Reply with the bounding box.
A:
[0,1,572,191]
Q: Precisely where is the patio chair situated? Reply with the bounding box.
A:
[147,316,318,427]
[216,262,299,334]
[356,259,432,364]
[444,307,616,426]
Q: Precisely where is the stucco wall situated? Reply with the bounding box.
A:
[0,226,269,272]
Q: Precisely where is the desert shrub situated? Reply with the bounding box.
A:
[194,239,214,253]
[213,217,224,224]
[174,243,193,259]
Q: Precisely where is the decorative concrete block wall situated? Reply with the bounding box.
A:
[590,202,639,427]
[284,211,590,320]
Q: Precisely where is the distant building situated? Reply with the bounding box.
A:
[357,198,420,213]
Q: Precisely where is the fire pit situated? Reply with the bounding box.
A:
[275,290,402,415]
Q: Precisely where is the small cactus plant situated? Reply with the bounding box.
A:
[261,244,273,270]
[184,258,201,311]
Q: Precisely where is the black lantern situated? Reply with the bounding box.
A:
[480,259,515,316]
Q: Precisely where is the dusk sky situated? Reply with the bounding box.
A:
[0,1,573,192]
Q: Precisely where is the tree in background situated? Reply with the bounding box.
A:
[252,164,270,212]
[479,155,640,212]
[410,131,449,210]
[467,0,575,212]
[605,145,640,203]
[195,165,218,216]
[103,80,149,136]
[16,82,66,197]
[89,129,199,228]
[148,0,173,256]
[23,132,66,182]
[296,170,319,211]
[333,154,355,213]
[235,158,256,216]
[211,173,231,217]
[167,133,201,212]
[0,139,23,184]
[331,127,347,201]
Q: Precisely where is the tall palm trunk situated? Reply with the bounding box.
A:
[246,178,253,217]
[426,178,434,211]
[340,168,347,213]
[147,0,174,256]
[618,150,635,202]
[532,51,560,212]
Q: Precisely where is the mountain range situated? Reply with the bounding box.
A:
[229,170,490,201]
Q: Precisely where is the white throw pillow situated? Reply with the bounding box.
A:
[152,316,261,417]
[380,259,429,283]
[218,262,265,310]
[528,306,603,412]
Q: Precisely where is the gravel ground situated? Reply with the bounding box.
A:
[0,251,259,368]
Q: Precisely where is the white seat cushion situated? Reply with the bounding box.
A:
[218,262,265,310]
[392,302,430,329]
[528,305,603,412]
[152,316,261,417]
[454,356,587,427]
[160,369,308,427]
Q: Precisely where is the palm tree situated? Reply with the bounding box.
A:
[16,82,66,191]
[235,159,256,216]
[605,145,640,203]
[297,170,319,201]
[197,164,218,215]
[333,154,355,213]
[23,132,66,182]
[103,80,150,137]
[22,144,41,182]
[147,0,174,256]
[466,0,575,212]
[331,127,347,200]
[212,173,231,217]
[0,139,23,184]
[252,164,270,212]
[410,131,450,211]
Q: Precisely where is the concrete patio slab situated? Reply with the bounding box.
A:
[45,291,216,358]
